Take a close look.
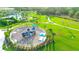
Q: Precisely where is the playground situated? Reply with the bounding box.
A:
[10,25,47,49]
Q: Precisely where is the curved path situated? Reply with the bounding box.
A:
[47,17,79,32]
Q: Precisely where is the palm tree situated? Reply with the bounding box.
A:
[48,29,56,51]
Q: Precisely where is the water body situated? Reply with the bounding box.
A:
[0,30,5,51]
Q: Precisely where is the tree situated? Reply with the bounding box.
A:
[74,11,79,19]
[68,9,74,17]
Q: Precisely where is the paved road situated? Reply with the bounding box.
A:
[0,30,5,51]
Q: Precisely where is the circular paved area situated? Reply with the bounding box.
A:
[10,26,46,48]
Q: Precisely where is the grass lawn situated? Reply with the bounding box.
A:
[37,16,79,51]
[50,16,79,30]
[37,15,48,22]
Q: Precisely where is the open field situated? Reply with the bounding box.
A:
[37,16,79,51]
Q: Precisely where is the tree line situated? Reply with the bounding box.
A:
[14,7,79,21]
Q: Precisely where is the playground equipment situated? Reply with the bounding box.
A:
[22,27,36,39]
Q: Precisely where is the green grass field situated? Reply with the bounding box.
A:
[37,16,79,51]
